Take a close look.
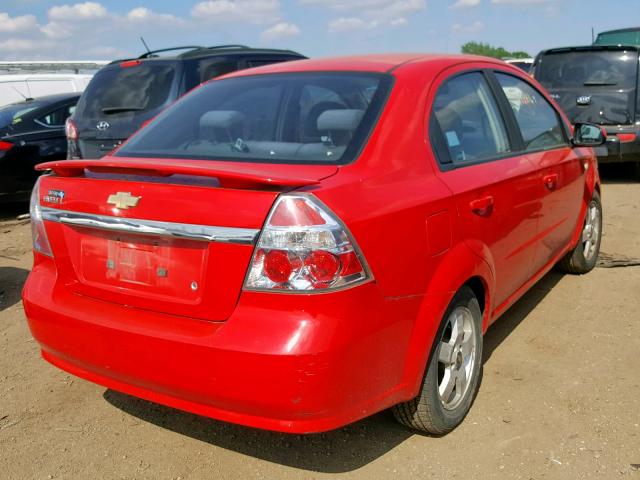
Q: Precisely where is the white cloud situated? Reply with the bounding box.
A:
[48,2,108,21]
[191,0,281,24]
[451,20,485,34]
[328,17,367,32]
[0,12,38,32]
[0,38,54,53]
[261,22,301,41]
[328,15,409,32]
[450,0,481,8]
[0,0,298,61]
[302,0,424,31]
[125,7,186,26]
[390,17,408,26]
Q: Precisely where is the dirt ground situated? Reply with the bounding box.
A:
[1,168,639,480]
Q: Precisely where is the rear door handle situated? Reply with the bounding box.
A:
[543,173,559,190]
[469,196,494,217]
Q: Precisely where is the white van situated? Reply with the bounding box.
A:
[0,74,92,107]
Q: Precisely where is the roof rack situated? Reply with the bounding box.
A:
[139,44,252,59]
[138,46,204,59]
[108,45,303,65]
[206,45,250,50]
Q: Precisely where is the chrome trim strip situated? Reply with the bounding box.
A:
[40,207,260,245]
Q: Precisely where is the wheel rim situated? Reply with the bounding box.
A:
[437,306,477,411]
[581,200,600,261]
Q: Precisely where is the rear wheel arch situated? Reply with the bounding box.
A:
[464,276,488,326]
[398,242,493,397]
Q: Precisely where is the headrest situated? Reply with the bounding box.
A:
[317,109,364,132]
[200,110,245,129]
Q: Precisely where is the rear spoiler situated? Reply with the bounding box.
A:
[36,158,337,189]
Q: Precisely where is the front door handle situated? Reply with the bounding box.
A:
[469,196,494,217]
[543,173,559,190]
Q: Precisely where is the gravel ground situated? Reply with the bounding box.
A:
[1,170,639,480]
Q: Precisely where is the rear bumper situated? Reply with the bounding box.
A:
[22,257,422,433]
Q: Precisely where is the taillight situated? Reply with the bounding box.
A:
[29,177,53,257]
[65,118,78,141]
[120,60,141,68]
[618,133,637,143]
[244,194,371,292]
[0,140,13,151]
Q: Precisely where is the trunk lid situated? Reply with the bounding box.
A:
[36,157,337,321]
[549,88,635,125]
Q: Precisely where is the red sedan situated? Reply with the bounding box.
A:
[23,54,604,435]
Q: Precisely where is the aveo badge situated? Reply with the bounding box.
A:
[43,189,65,204]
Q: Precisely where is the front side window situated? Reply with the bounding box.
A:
[495,73,567,151]
[117,73,391,164]
[432,72,510,165]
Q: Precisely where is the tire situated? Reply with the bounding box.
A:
[392,286,483,435]
[558,191,602,274]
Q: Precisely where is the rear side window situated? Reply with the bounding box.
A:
[194,60,238,83]
[432,72,510,164]
[36,103,76,127]
[246,60,283,68]
[495,73,567,151]
[0,101,45,128]
[116,73,391,164]
[74,63,176,121]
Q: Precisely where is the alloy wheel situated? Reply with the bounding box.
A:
[437,306,478,411]
[582,200,601,261]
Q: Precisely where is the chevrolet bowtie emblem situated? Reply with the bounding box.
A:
[107,192,141,209]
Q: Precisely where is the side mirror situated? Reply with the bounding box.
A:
[572,123,606,147]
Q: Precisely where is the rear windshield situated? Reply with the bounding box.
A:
[536,50,639,89]
[595,30,640,47]
[74,62,176,122]
[508,61,532,73]
[116,72,391,164]
[0,100,46,129]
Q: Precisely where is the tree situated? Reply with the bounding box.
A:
[461,41,531,59]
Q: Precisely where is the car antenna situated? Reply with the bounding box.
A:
[140,36,152,55]
[12,86,33,102]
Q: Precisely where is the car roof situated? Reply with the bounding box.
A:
[598,27,640,35]
[5,92,80,107]
[539,44,640,55]
[110,45,305,65]
[225,53,508,77]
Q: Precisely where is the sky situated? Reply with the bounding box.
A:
[0,0,638,61]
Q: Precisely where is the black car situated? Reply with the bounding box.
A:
[67,44,306,160]
[0,92,79,202]
[533,45,640,179]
